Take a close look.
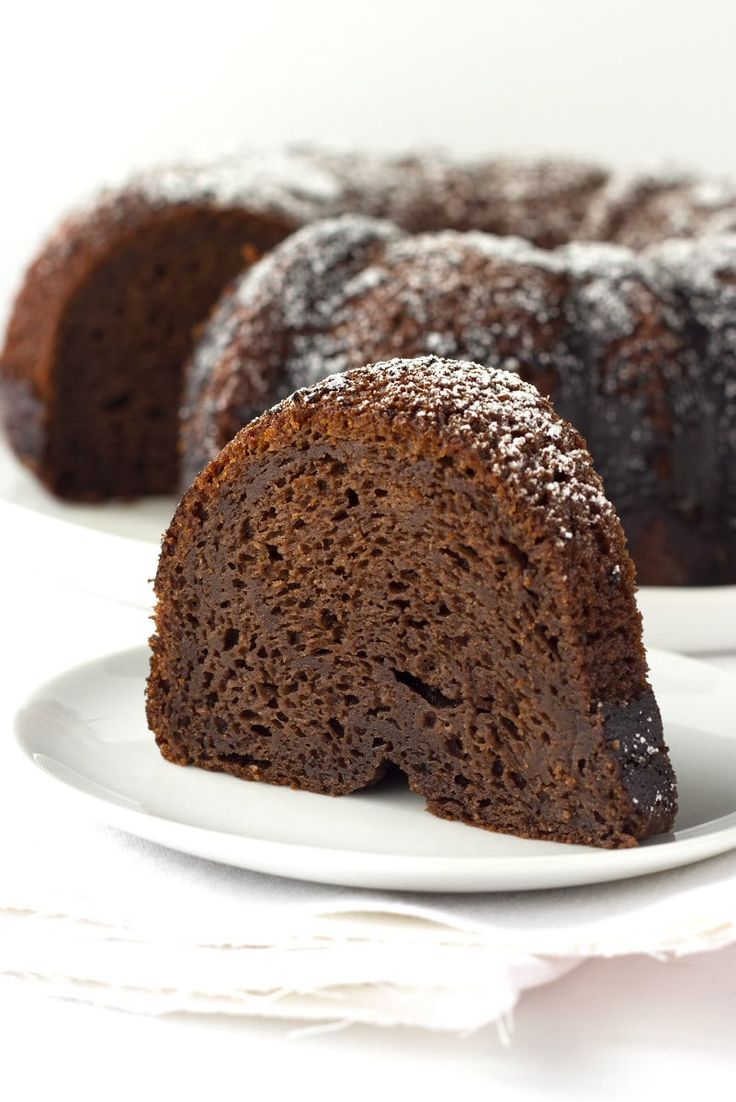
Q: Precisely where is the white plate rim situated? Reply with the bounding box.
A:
[11,645,736,893]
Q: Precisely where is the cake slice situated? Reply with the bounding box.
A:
[147,356,677,848]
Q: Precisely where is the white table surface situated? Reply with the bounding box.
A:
[2,575,735,1100]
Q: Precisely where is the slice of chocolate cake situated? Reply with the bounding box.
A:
[147,356,677,848]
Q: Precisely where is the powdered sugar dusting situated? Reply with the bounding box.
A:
[179,206,736,579]
[646,233,736,291]
[134,151,342,221]
[182,213,658,476]
[156,159,736,565]
[581,166,736,248]
[104,148,607,242]
[233,215,401,329]
[280,355,616,549]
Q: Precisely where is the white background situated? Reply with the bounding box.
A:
[2,2,736,1096]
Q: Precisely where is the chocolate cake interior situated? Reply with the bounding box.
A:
[46,208,291,498]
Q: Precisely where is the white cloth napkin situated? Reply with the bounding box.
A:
[2,573,735,1034]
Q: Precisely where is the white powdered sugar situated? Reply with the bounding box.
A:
[182,209,736,537]
[185,214,655,447]
[580,166,736,246]
[645,233,736,292]
[280,355,615,548]
[135,155,735,556]
[133,150,343,221]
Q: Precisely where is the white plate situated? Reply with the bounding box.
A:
[0,439,165,610]
[13,645,736,892]
[636,585,736,654]
[3,437,736,653]
[0,436,176,545]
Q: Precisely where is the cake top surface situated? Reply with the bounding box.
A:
[199,211,676,354]
[187,210,727,484]
[233,213,402,324]
[22,150,736,339]
[186,211,672,417]
[645,233,736,289]
[126,149,345,224]
[74,148,605,240]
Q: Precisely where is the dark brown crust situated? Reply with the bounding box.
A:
[147,357,677,848]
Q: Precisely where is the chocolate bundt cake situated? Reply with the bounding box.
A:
[147,357,677,849]
[0,150,604,500]
[182,215,736,585]
[4,146,736,536]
